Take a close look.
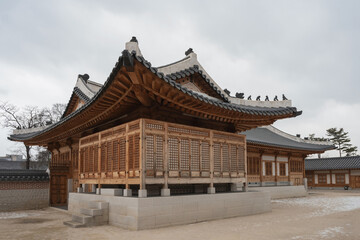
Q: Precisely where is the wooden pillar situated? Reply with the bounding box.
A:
[98,134,101,186]
[209,131,214,189]
[139,119,146,190]
[125,123,130,189]
[259,151,264,184]
[274,152,278,184]
[164,122,169,189]
[288,154,292,183]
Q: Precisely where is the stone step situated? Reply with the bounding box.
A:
[72,213,93,224]
[63,221,86,228]
[88,201,109,210]
[80,208,103,216]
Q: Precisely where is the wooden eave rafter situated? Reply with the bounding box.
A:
[20,50,298,146]
[132,62,294,132]
[23,69,138,145]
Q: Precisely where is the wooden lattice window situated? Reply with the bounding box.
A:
[128,134,140,171]
[169,137,179,170]
[80,149,85,172]
[134,134,140,170]
[222,144,229,172]
[146,135,164,171]
[230,145,237,172]
[84,147,89,172]
[180,138,190,171]
[318,174,327,183]
[129,122,140,132]
[128,135,134,171]
[306,175,313,183]
[94,147,98,172]
[247,156,260,175]
[100,143,106,172]
[155,135,163,170]
[201,141,210,171]
[146,135,154,170]
[112,140,119,171]
[190,140,200,171]
[72,150,78,169]
[237,146,245,172]
[265,162,272,176]
[290,160,303,172]
[213,142,221,172]
[88,146,94,172]
[106,141,113,172]
[279,163,286,176]
[336,174,345,184]
[119,137,126,171]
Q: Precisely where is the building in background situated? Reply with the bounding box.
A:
[305,156,360,189]
[243,125,334,187]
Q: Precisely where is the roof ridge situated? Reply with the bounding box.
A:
[306,155,360,160]
[263,125,334,146]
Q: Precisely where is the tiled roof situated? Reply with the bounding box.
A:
[164,65,229,102]
[73,87,90,102]
[0,170,49,181]
[133,52,302,117]
[243,126,335,152]
[305,156,360,170]
[9,49,302,142]
[0,160,26,170]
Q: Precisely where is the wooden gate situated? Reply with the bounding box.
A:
[50,174,68,206]
[351,176,360,189]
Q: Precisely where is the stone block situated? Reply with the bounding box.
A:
[161,188,170,197]
[138,189,147,198]
[80,208,103,216]
[207,187,216,194]
[101,188,123,196]
[123,189,132,197]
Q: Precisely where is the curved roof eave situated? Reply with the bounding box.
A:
[9,48,302,143]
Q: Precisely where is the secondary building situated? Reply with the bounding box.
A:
[305,156,360,189]
[244,125,334,187]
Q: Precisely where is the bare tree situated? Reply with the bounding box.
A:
[0,102,65,169]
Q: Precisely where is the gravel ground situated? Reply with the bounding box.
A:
[1,190,360,240]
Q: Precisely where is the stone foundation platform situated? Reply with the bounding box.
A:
[68,191,271,230]
[250,186,307,199]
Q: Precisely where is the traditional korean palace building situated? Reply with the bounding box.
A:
[244,126,333,187]
[8,37,335,229]
[305,156,360,189]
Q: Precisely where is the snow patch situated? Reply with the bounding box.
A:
[318,227,344,238]
[273,196,360,216]
[0,212,29,219]
[291,226,345,239]
[0,211,40,220]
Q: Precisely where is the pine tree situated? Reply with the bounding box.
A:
[326,127,357,157]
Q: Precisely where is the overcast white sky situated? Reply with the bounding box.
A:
[0,0,359,158]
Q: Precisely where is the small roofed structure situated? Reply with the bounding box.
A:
[8,37,304,206]
[305,156,360,189]
[242,125,334,187]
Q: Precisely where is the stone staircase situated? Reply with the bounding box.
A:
[63,201,109,228]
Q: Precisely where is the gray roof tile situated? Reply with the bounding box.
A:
[243,127,334,152]
[305,156,360,170]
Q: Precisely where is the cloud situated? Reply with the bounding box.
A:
[0,0,359,156]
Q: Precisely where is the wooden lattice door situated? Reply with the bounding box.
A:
[50,174,67,206]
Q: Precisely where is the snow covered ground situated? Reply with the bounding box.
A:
[273,195,360,217]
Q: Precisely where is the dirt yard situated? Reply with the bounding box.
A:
[1,190,360,240]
